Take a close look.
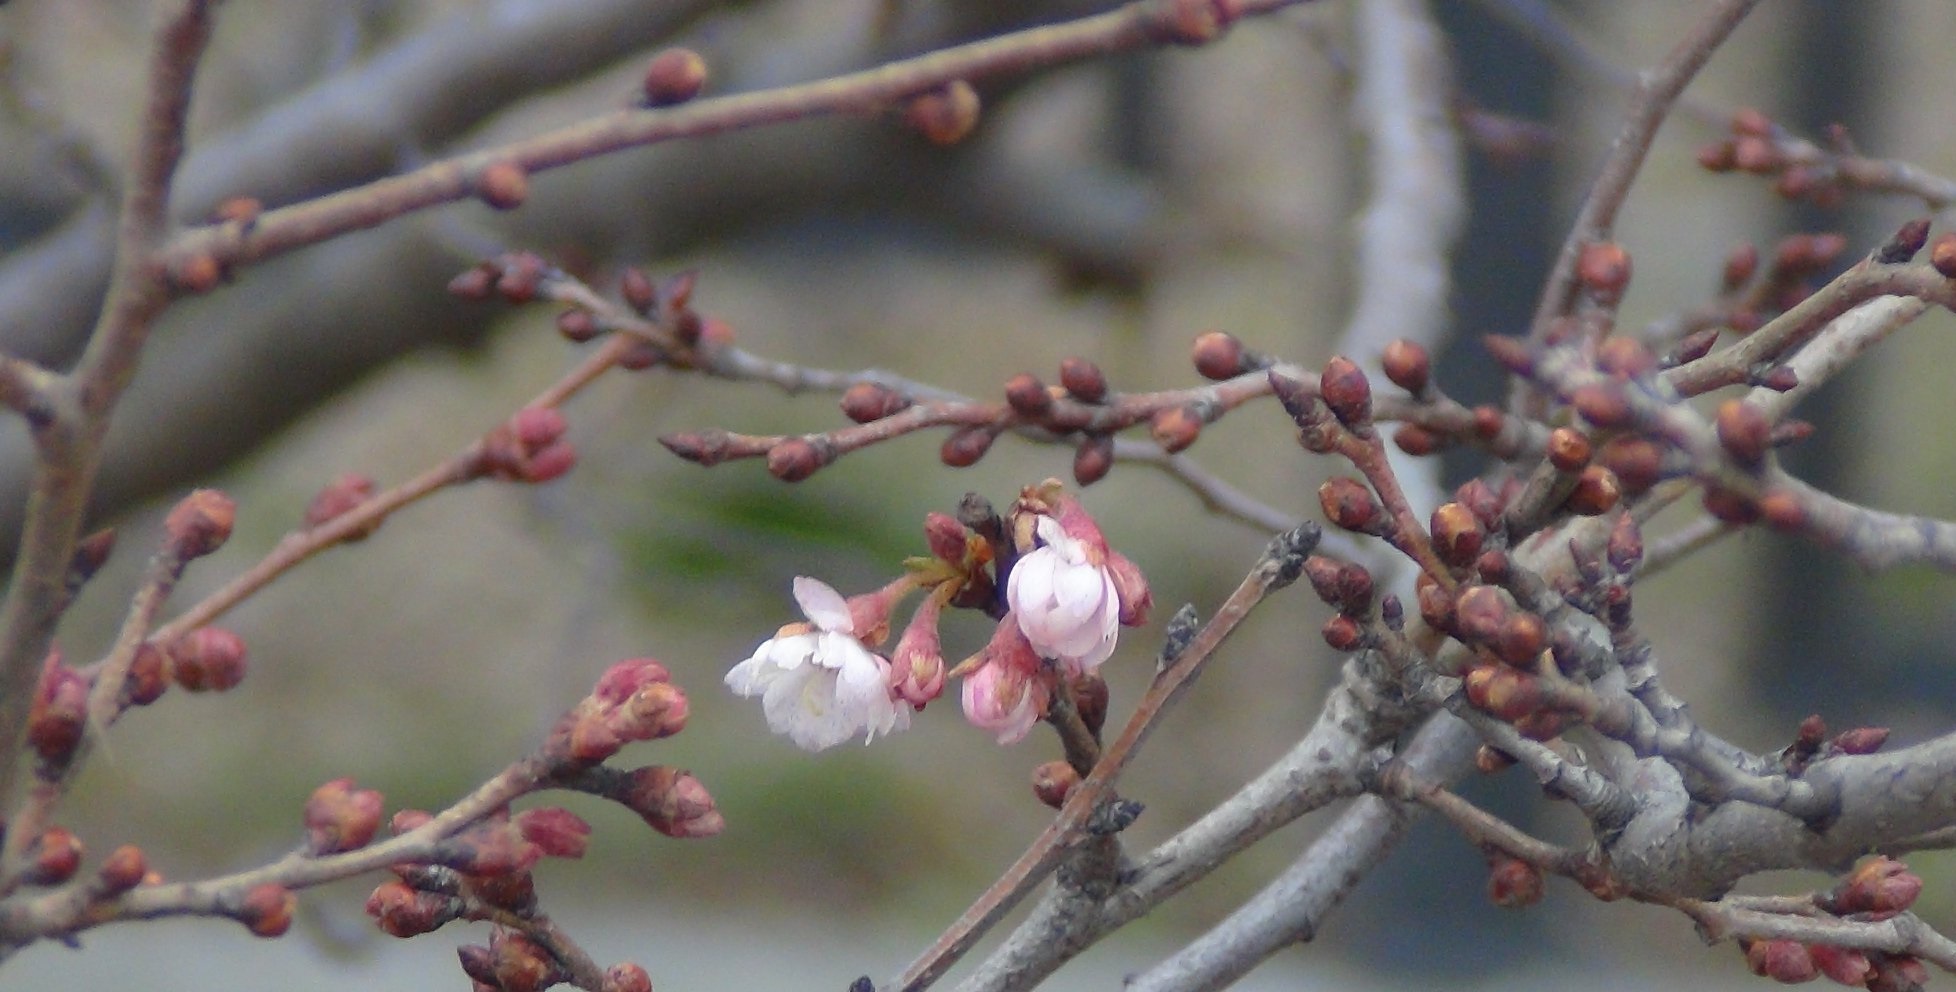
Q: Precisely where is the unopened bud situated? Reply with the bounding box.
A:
[904,80,980,145]
[1381,339,1430,395]
[303,473,379,538]
[1486,856,1543,908]
[97,844,148,895]
[1318,477,1381,534]
[1150,406,1202,453]
[26,827,82,885]
[367,879,462,938]
[1716,399,1771,465]
[1191,331,1246,380]
[840,382,911,423]
[168,627,248,692]
[1577,241,1632,304]
[1430,502,1485,568]
[605,963,655,992]
[642,48,708,106]
[1832,726,1890,755]
[1058,357,1107,402]
[1072,434,1114,486]
[939,427,995,468]
[475,161,529,211]
[1318,356,1372,427]
[1565,465,1621,516]
[1004,373,1053,418]
[304,778,384,855]
[164,489,236,559]
[238,883,296,938]
[516,807,592,859]
[1545,427,1590,472]
[1031,760,1080,808]
[769,438,826,481]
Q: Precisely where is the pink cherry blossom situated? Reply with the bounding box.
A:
[1008,515,1122,674]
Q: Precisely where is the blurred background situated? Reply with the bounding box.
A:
[3,1,1956,989]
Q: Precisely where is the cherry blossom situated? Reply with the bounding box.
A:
[725,577,909,751]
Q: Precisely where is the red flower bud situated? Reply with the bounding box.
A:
[169,627,248,692]
[939,427,995,468]
[840,382,912,423]
[1717,398,1773,466]
[1545,427,1591,472]
[641,48,708,107]
[304,778,384,855]
[612,766,724,838]
[1031,760,1080,809]
[1486,856,1543,908]
[26,827,82,885]
[238,883,296,938]
[1832,726,1891,756]
[367,879,462,938]
[475,161,529,211]
[1809,944,1874,987]
[1381,339,1430,395]
[1319,477,1382,534]
[1577,241,1632,305]
[164,489,236,559]
[1191,331,1246,380]
[1430,502,1485,568]
[28,654,88,765]
[97,844,148,895]
[557,308,600,343]
[1149,405,1203,453]
[769,438,826,481]
[604,963,654,992]
[903,80,980,146]
[1318,356,1372,427]
[1072,435,1115,486]
[487,929,565,992]
[303,473,379,538]
[516,807,592,859]
[1058,357,1107,402]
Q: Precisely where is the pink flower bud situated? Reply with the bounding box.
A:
[960,627,1047,745]
[435,823,542,877]
[924,512,968,563]
[515,807,591,859]
[612,766,724,838]
[27,652,88,765]
[303,473,379,537]
[593,658,672,704]
[304,778,384,855]
[891,593,947,708]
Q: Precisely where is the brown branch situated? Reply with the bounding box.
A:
[1521,0,1764,360]
[0,0,218,852]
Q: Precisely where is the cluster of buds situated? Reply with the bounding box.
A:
[546,658,690,766]
[1696,108,1851,208]
[1742,937,1927,991]
[726,481,1148,750]
[476,407,577,485]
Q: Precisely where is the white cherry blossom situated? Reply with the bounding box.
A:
[1007,515,1121,674]
[726,577,909,751]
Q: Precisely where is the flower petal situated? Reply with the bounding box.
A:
[792,576,854,633]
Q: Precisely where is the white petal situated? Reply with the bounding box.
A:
[1050,562,1107,618]
[792,576,854,633]
[724,653,775,696]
